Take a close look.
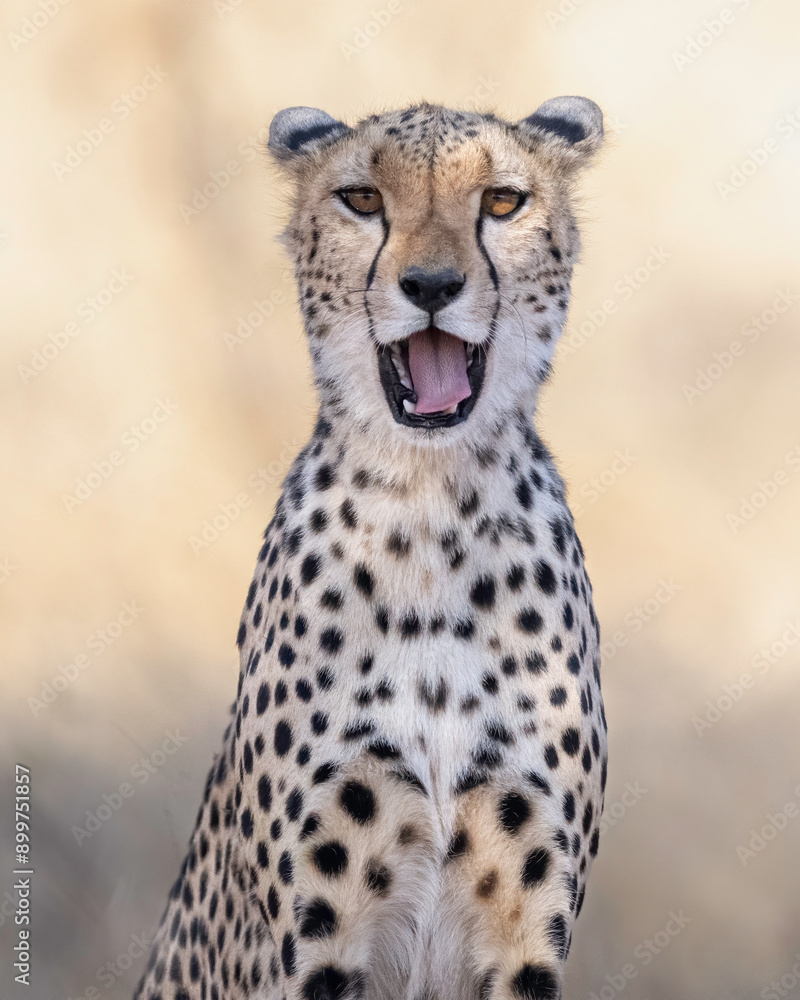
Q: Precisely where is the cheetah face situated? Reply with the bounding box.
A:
[269,100,603,443]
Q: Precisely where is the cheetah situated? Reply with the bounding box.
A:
[136,97,608,1000]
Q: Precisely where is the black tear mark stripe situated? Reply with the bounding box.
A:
[364,214,391,343]
[475,215,499,291]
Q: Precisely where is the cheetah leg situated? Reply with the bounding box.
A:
[436,784,576,1000]
[263,753,440,1000]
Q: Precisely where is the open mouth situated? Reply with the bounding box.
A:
[377,327,489,429]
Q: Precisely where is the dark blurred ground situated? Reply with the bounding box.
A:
[1,1,799,998]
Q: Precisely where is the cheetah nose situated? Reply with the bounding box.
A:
[398,267,466,312]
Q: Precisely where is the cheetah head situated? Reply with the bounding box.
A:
[268,100,603,446]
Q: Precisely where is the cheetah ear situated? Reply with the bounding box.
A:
[268,107,351,169]
[516,96,604,170]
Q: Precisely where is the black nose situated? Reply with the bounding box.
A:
[398,267,466,312]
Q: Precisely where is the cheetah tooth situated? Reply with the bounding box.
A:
[402,398,417,414]
[391,353,412,389]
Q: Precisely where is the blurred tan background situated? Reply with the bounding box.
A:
[1,0,799,997]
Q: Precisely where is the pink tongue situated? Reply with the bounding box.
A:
[407,328,471,414]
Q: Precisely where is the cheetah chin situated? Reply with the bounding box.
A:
[377,327,489,429]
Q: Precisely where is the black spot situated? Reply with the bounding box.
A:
[274,721,293,756]
[527,771,551,795]
[257,775,272,812]
[320,628,343,654]
[515,478,533,510]
[507,564,526,590]
[299,898,337,939]
[256,841,269,869]
[548,913,568,959]
[311,711,329,735]
[342,719,375,740]
[534,561,557,595]
[278,643,296,668]
[499,792,531,834]
[367,740,400,759]
[275,680,288,705]
[390,767,427,794]
[563,602,574,630]
[339,781,376,825]
[567,653,580,675]
[320,588,343,611]
[549,686,567,706]
[296,679,313,702]
[510,963,559,1000]
[285,528,303,555]
[470,576,496,610]
[521,847,551,887]
[313,841,349,877]
[236,622,247,648]
[544,745,559,769]
[375,607,390,633]
[365,860,392,895]
[418,678,448,713]
[286,788,304,821]
[386,531,410,556]
[316,667,334,690]
[582,746,592,773]
[300,813,320,840]
[294,615,308,638]
[482,673,499,695]
[313,761,338,784]
[339,499,357,528]
[486,721,512,744]
[401,613,422,638]
[446,829,470,859]
[310,509,328,532]
[354,564,374,597]
[582,802,594,835]
[563,791,576,822]
[281,931,296,976]
[315,465,335,491]
[589,829,600,856]
[302,966,362,1000]
[458,490,480,517]
[453,617,475,640]
[256,683,270,715]
[301,554,321,585]
[561,728,580,756]
[525,652,547,674]
[455,769,488,795]
[278,850,293,884]
[501,655,518,676]
[517,608,544,633]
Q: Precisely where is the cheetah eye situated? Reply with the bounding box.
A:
[338,188,384,215]
[481,188,527,218]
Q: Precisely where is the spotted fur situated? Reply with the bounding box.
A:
[136,98,607,1000]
